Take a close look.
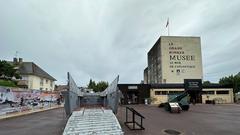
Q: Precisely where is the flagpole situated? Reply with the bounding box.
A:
[168,23,170,36]
[166,18,170,36]
[168,18,170,36]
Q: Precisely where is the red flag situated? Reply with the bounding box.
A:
[166,18,169,28]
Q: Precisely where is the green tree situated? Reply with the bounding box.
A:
[203,81,211,85]
[87,79,96,90]
[0,60,21,80]
[87,79,108,92]
[95,81,108,92]
[219,73,240,94]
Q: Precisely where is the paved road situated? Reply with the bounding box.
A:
[117,104,240,135]
[0,108,67,135]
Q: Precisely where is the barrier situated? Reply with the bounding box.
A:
[124,107,145,130]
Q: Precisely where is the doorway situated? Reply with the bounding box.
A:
[189,91,202,104]
[127,91,139,104]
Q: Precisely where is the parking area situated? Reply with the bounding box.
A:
[116,104,240,135]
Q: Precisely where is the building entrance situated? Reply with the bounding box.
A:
[127,91,139,104]
[189,92,202,104]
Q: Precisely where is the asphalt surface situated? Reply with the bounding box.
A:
[116,104,240,135]
[0,108,67,135]
[1,104,240,135]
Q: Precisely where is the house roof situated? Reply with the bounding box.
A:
[17,62,56,81]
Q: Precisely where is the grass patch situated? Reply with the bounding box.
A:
[0,79,17,87]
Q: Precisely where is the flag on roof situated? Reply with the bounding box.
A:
[166,18,169,28]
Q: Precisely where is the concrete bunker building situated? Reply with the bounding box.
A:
[146,36,202,84]
[118,36,233,105]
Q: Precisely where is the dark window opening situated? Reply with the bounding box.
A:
[168,91,184,95]
[216,91,229,94]
[155,91,168,95]
[202,91,215,95]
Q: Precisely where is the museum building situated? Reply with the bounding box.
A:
[119,36,234,105]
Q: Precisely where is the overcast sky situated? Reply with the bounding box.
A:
[1,0,240,86]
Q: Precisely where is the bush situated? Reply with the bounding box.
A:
[0,79,17,87]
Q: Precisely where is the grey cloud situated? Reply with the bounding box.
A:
[1,0,240,85]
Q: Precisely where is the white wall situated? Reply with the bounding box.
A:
[150,88,184,104]
[202,88,234,103]
[150,88,234,104]
[22,75,55,91]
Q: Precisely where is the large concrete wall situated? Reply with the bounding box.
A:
[161,36,203,83]
[147,36,203,84]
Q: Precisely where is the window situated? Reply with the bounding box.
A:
[202,91,215,95]
[21,76,28,80]
[161,91,168,95]
[155,91,168,95]
[50,81,53,87]
[128,86,137,89]
[169,91,184,95]
[46,79,48,84]
[163,79,166,83]
[40,78,44,86]
[216,91,229,94]
[155,91,161,95]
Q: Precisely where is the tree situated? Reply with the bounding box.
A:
[0,60,21,80]
[87,79,96,90]
[87,79,108,92]
[219,73,240,94]
[95,81,108,92]
[203,81,211,85]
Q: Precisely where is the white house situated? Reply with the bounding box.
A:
[11,58,56,91]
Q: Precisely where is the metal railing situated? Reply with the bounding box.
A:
[124,107,145,130]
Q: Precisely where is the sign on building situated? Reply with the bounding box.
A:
[184,79,202,91]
